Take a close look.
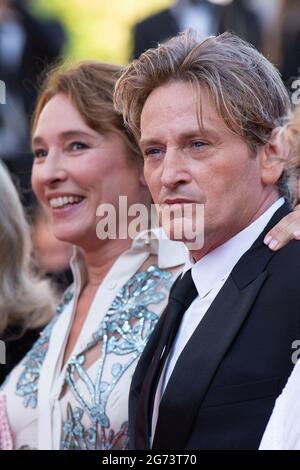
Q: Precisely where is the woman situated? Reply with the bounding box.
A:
[259,105,300,449]
[0,61,187,450]
[0,160,55,387]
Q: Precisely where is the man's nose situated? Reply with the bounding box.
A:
[160,149,190,189]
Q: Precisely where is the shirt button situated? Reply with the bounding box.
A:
[144,239,150,246]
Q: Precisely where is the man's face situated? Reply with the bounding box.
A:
[140,81,271,255]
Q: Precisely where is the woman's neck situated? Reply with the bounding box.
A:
[82,238,132,287]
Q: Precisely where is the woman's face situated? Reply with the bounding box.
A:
[31,93,144,249]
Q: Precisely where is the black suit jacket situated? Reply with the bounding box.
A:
[0,326,41,385]
[132,4,262,60]
[132,9,179,60]
[129,202,300,449]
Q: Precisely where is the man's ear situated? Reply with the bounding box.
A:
[259,127,290,185]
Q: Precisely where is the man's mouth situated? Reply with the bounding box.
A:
[162,198,195,205]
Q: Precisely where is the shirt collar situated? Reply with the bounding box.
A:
[183,197,285,299]
[69,226,188,284]
[131,226,188,269]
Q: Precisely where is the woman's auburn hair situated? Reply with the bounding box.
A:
[32,60,142,165]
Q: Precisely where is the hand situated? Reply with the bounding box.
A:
[264,204,300,250]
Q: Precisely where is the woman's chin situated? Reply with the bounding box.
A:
[52,224,90,247]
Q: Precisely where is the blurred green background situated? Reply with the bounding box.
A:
[32,0,173,64]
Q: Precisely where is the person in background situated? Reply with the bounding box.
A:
[0,0,66,159]
[279,0,300,85]
[0,159,55,386]
[30,202,73,294]
[263,106,300,250]
[132,0,219,59]
[259,105,300,449]
[132,0,262,60]
[218,0,262,51]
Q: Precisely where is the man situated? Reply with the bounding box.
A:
[115,32,300,450]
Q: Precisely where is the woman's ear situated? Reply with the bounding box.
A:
[259,127,290,185]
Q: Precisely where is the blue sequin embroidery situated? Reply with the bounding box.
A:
[60,265,172,450]
[15,290,74,408]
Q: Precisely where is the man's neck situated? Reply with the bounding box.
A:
[190,191,281,263]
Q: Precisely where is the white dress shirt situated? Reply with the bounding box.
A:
[171,0,218,37]
[259,349,300,449]
[151,197,284,442]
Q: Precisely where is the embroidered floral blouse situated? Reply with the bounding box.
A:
[0,229,186,450]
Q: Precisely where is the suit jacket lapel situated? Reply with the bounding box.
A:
[132,298,184,449]
[153,272,267,449]
[132,272,198,449]
[153,201,292,449]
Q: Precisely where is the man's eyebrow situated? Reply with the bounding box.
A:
[178,128,220,140]
[139,138,160,148]
[32,130,96,145]
[139,127,220,147]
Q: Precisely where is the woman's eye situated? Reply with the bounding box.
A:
[33,149,48,159]
[70,141,88,151]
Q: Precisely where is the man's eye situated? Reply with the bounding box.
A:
[144,148,162,157]
[191,141,206,148]
[33,149,48,159]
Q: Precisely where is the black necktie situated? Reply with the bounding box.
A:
[134,268,198,449]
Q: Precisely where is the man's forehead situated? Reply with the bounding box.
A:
[140,82,228,140]
[141,81,219,117]
[142,80,200,109]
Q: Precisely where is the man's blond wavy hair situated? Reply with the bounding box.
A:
[32,61,142,166]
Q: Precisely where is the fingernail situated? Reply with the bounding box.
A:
[264,235,272,245]
[269,239,278,250]
[293,231,300,238]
